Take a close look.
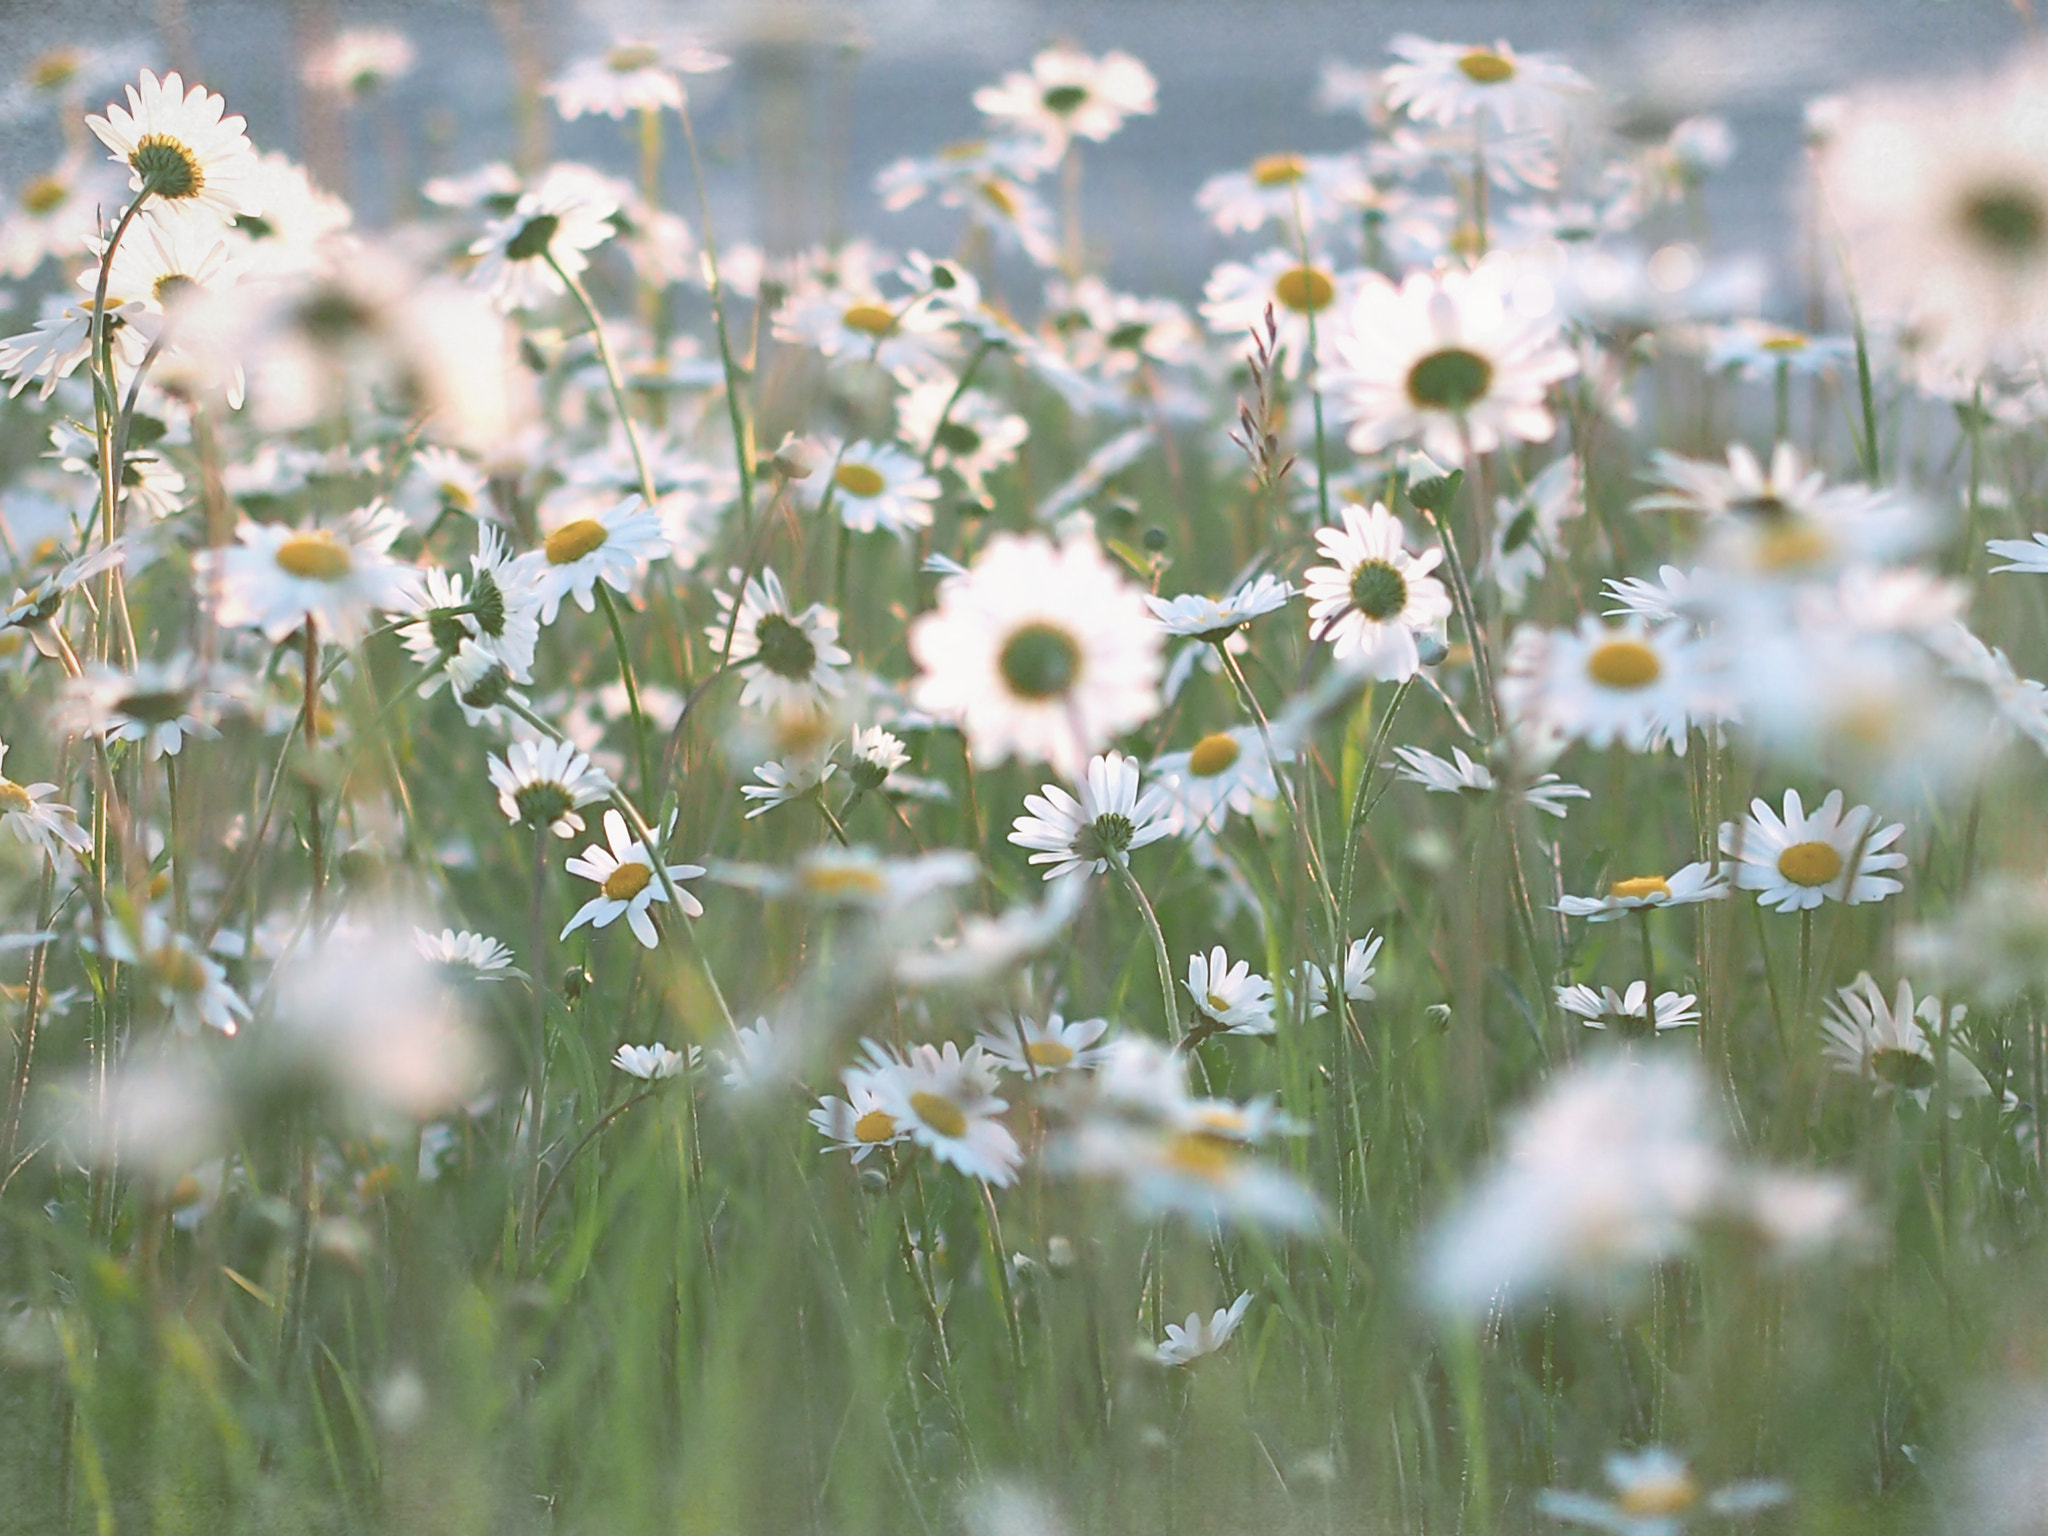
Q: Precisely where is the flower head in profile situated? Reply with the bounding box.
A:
[1820,973,1988,1111]
[1009,750,1173,880]
[87,69,261,220]
[57,657,220,760]
[302,29,417,95]
[414,928,517,983]
[0,739,90,861]
[1555,982,1700,1039]
[488,737,614,838]
[1719,789,1906,913]
[1299,934,1383,1017]
[1555,862,1727,922]
[561,809,706,950]
[1156,1292,1253,1367]
[1144,572,1294,642]
[546,42,703,121]
[1394,744,1590,819]
[976,1012,1112,1077]
[1302,502,1452,679]
[613,1042,697,1081]
[1383,35,1592,135]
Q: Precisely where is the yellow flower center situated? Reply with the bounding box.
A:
[833,462,886,498]
[910,1090,967,1138]
[20,176,67,216]
[1250,153,1307,187]
[1025,1039,1075,1068]
[1759,332,1809,353]
[545,518,609,565]
[154,944,209,996]
[1188,733,1241,777]
[1457,49,1517,84]
[1777,840,1842,888]
[978,179,1019,218]
[1272,265,1335,313]
[799,862,889,900]
[854,1108,899,1143]
[841,303,896,337]
[1587,639,1662,690]
[29,49,81,90]
[1755,522,1831,572]
[608,43,662,71]
[0,780,33,814]
[1161,1131,1237,1182]
[1611,875,1672,901]
[1205,991,1232,1015]
[274,531,353,582]
[602,862,653,901]
[1615,1472,1698,1518]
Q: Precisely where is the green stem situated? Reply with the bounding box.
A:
[546,250,658,508]
[596,584,655,804]
[1116,859,1182,1042]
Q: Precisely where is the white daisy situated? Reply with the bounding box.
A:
[1499,616,1710,757]
[302,29,417,94]
[1322,255,1579,466]
[809,1077,907,1163]
[518,495,670,625]
[401,524,542,687]
[1144,573,1294,642]
[0,154,116,279]
[0,295,148,399]
[910,531,1162,780]
[1302,502,1453,679]
[740,752,837,818]
[801,440,940,536]
[414,928,517,981]
[1008,750,1174,880]
[1383,35,1591,134]
[893,878,1086,988]
[561,809,706,949]
[1201,249,1362,378]
[1987,531,2048,574]
[770,242,952,377]
[846,724,911,792]
[87,69,261,221]
[1156,1292,1253,1367]
[1719,789,1906,913]
[202,502,414,646]
[708,568,852,713]
[56,657,220,760]
[546,43,686,120]
[1185,946,1276,1037]
[1197,150,1371,237]
[613,1042,696,1081]
[1150,726,1283,836]
[1555,862,1728,922]
[976,1012,1112,1076]
[1820,973,1988,1110]
[1392,745,1589,819]
[1555,982,1701,1038]
[894,379,1029,497]
[1487,455,1583,609]
[1299,933,1384,1017]
[1538,1448,1788,1536]
[488,737,615,838]
[719,1018,790,1093]
[870,1041,1021,1186]
[972,46,1157,167]
[103,908,250,1037]
[1703,321,1853,381]
[468,168,618,314]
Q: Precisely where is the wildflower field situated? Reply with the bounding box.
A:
[8,10,2048,1534]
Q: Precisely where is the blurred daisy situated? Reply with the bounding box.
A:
[414,928,517,981]
[1394,745,1590,819]
[468,170,618,313]
[1488,455,1583,609]
[895,379,1029,497]
[910,531,1162,780]
[1185,946,1276,1037]
[801,440,940,535]
[302,29,416,95]
[1703,321,1852,381]
[1197,152,1369,237]
[741,752,837,818]
[488,737,614,838]
[870,1041,1021,1185]
[103,908,249,1036]
[87,69,261,220]
[1302,502,1452,679]
[1201,249,1361,377]
[1323,256,1579,465]
[1556,862,1728,922]
[1145,573,1294,642]
[0,154,112,279]
[1537,1448,1787,1536]
[203,502,413,646]
[874,138,1059,266]
[0,295,147,399]
[1500,617,1710,757]
[708,568,851,712]
[519,496,669,624]
[719,1019,789,1093]
[893,877,1085,988]
[1009,750,1173,880]
[57,658,219,759]
[973,46,1157,166]
[1055,1098,1321,1232]
[1987,531,2048,574]
[613,1042,695,1081]
[1555,982,1701,1038]
[977,1012,1112,1076]
[1820,973,1989,1110]
[545,43,696,120]
[1300,933,1383,1017]
[562,809,706,949]
[1156,1292,1253,1366]
[1719,789,1906,913]
[1151,726,1283,836]
[1383,36,1591,134]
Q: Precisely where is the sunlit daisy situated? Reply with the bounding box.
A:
[1820,973,1988,1110]
[302,29,417,95]
[1201,249,1362,378]
[1185,946,1276,1037]
[613,1042,696,1081]
[518,495,669,625]
[1499,616,1711,757]
[1009,750,1174,879]
[414,928,517,981]
[800,440,940,535]
[708,568,852,713]
[1197,151,1369,238]
[973,46,1157,167]
[895,379,1029,497]
[1302,502,1452,678]
[0,738,89,860]
[57,658,220,759]
[1383,36,1592,135]
[87,69,261,221]
[401,524,542,689]
[103,908,250,1036]
[870,1041,1021,1185]
[1145,573,1294,643]
[1150,726,1283,836]
[202,502,414,645]
[1555,982,1701,1038]
[0,295,148,399]
[468,168,618,313]
[809,1077,907,1163]
[546,43,688,121]
[562,808,706,949]
[488,737,615,839]
[1719,789,1906,913]
[1555,861,1727,922]
[976,1012,1112,1076]
[1156,1292,1253,1366]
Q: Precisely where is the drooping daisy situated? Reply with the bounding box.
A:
[561,809,706,950]
[467,168,619,313]
[1719,789,1906,913]
[1299,933,1384,1017]
[1820,973,1989,1110]
[1499,616,1711,757]
[1537,1448,1788,1536]
[401,524,542,687]
[869,1041,1021,1185]
[1156,1292,1254,1367]
[87,69,262,221]
[1009,750,1174,880]
[1322,256,1579,465]
[1185,946,1277,1037]
[518,495,670,625]
[1150,726,1283,836]
[1382,35,1592,135]
[972,46,1157,167]
[0,295,149,399]
[488,737,615,838]
[1301,502,1452,679]
[57,657,220,760]
[1201,249,1362,377]
[976,1012,1112,1077]
[1393,744,1590,819]
[845,724,911,793]
[800,440,940,535]
[1555,862,1728,922]
[1555,982,1701,1038]
[613,1042,697,1081]
[414,928,517,981]
[202,502,415,646]
[1144,573,1294,643]
[910,531,1162,780]
[708,568,852,713]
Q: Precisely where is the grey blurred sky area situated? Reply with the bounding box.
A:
[0,0,2029,298]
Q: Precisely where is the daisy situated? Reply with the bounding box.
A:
[893,878,1085,988]
[401,525,542,687]
[1009,750,1174,880]
[1156,1292,1253,1367]
[1383,36,1592,135]
[1538,1448,1788,1536]
[0,155,113,279]
[1393,744,1590,819]
[518,495,669,625]
[1556,862,1728,922]
[414,928,517,981]
[1299,934,1384,1017]
[103,909,250,1036]
[613,1042,696,1081]
[1636,443,1920,579]
[719,1019,789,1093]
[869,1041,1021,1185]
[708,568,851,713]
[1055,1097,1321,1233]
[741,752,837,819]
[0,295,147,399]
[910,531,1162,780]
[801,440,940,535]
[545,43,687,121]
[1702,321,1853,381]
[1820,973,1989,1110]
[87,69,261,221]
[976,1012,1112,1076]
[846,724,910,792]
[1302,502,1452,679]
[875,138,1059,266]
[301,29,417,94]
[770,242,952,377]
[1499,616,1710,757]
[1201,249,1362,378]
[468,169,618,314]
[1144,573,1294,643]
[894,379,1028,497]
[488,737,614,838]
[1488,455,1583,610]
[1185,946,1276,1037]
[718,847,976,919]
[809,1077,908,1163]
[201,502,414,646]
[561,809,706,949]
[1987,531,2048,574]
[973,46,1157,167]
[0,742,90,862]
[1150,726,1283,836]
[1555,982,1701,1038]
[1322,255,1579,465]
[398,445,490,527]
[57,658,220,760]
[1197,151,1370,238]
[1719,789,1906,913]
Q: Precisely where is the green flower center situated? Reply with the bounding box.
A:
[117,689,190,726]
[1347,560,1409,622]
[1871,1046,1936,1091]
[998,623,1080,700]
[514,781,574,829]
[935,421,983,455]
[470,569,507,637]
[1041,84,1089,114]
[504,212,560,263]
[131,135,203,200]
[1960,183,2047,261]
[457,664,512,710]
[1405,348,1495,411]
[753,613,819,680]
[1075,812,1135,864]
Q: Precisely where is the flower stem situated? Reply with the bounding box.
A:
[1116,858,1182,1042]
[546,250,658,508]
[596,584,655,804]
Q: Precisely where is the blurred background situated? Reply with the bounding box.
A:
[0,0,2029,297]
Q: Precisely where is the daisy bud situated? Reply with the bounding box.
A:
[1406,470,1464,512]
[772,433,821,481]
